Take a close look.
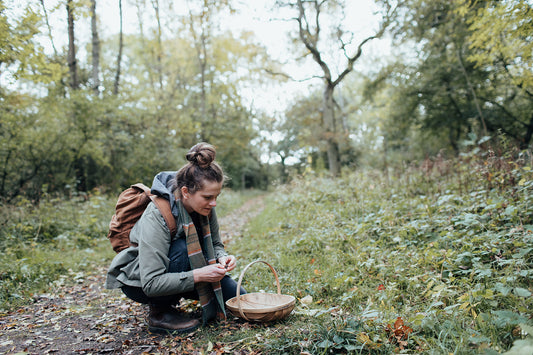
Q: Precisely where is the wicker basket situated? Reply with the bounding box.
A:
[225,260,295,322]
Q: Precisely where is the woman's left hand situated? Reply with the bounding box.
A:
[218,255,236,272]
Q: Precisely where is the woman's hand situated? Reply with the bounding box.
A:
[193,264,226,283]
[218,255,236,272]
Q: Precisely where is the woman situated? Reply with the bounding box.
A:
[106,143,244,334]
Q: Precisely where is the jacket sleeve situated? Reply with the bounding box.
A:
[136,203,195,297]
[209,208,228,260]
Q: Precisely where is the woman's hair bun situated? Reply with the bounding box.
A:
[186,142,216,169]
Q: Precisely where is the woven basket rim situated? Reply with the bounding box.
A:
[226,293,296,314]
[225,260,295,321]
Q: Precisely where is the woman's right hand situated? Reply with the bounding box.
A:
[193,263,227,283]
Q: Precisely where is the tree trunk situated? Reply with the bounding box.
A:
[135,0,154,92]
[383,134,389,185]
[74,157,87,193]
[67,0,78,89]
[280,155,288,183]
[457,46,487,137]
[523,112,533,149]
[90,0,101,95]
[66,0,86,192]
[113,0,123,95]
[151,0,164,90]
[189,5,208,140]
[323,84,340,176]
[187,3,209,140]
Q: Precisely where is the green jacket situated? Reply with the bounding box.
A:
[105,200,227,297]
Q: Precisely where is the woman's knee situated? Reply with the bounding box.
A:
[220,275,246,302]
[121,285,151,304]
[121,285,182,306]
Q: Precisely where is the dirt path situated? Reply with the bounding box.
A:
[219,195,265,244]
[0,195,266,355]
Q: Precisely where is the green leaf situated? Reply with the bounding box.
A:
[522,324,533,336]
[494,283,513,296]
[343,344,359,351]
[513,287,532,298]
[333,335,345,344]
[492,310,529,328]
[317,340,334,348]
[503,337,533,355]
[512,248,532,259]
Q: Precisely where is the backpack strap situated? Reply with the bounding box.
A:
[150,195,178,237]
[132,183,177,237]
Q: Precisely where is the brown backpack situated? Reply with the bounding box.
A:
[107,183,177,253]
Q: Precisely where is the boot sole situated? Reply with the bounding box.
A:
[147,322,200,335]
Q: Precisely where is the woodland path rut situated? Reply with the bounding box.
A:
[0,195,266,355]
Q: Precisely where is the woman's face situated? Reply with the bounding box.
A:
[181,180,222,216]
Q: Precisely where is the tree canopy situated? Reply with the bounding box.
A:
[0,0,531,201]
[368,0,533,157]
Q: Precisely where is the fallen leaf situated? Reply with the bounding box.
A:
[300,295,313,305]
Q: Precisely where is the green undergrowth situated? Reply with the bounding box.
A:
[0,191,117,312]
[223,148,533,354]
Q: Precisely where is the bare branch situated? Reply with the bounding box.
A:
[296,0,332,82]
[263,68,323,82]
[313,0,321,45]
[39,0,58,56]
[334,34,377,86]
[333,1,399,87]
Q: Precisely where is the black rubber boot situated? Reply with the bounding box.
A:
[147,305,200,334]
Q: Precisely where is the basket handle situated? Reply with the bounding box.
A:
[235,260,282,321]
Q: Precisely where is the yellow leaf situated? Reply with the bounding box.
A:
[357,332,371,344]
[459,301,470,310]
[357,332,382,349]
[426,280,435,290]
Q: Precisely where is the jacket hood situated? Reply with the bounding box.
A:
[151,171,179,216]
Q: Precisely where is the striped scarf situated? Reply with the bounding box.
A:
[178,201,226,325]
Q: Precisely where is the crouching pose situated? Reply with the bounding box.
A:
[106,143,245,333]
